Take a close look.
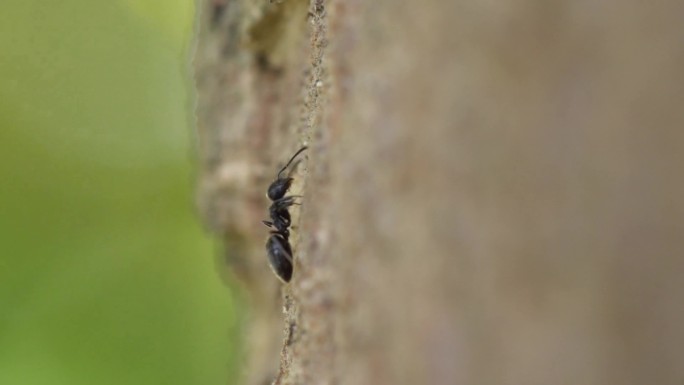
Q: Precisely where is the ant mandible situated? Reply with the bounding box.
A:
[263,146,307,283]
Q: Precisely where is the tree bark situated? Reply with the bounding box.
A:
[194,1,684,384]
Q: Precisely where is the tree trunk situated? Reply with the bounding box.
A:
[194,1,684,384]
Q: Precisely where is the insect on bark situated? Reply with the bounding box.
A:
[263,146,307,282]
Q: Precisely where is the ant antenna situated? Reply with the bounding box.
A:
[276,146,308,179]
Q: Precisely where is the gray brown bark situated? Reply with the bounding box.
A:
[194,1,684,384]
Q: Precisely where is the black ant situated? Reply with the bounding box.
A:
[263,146,307,283]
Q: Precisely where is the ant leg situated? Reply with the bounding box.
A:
[265,217,291,239]
[273,195,303,209]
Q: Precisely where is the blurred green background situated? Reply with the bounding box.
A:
[0,1,241,384]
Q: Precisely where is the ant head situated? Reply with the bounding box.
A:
[266,146,307,201]
[267,177,293,201]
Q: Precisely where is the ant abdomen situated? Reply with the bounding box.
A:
[266,233,293,283]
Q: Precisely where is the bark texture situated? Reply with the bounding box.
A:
[194,1,684,384]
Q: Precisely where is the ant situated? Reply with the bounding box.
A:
[263,146,307,283]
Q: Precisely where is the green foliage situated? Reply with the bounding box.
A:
[0,1,241,384]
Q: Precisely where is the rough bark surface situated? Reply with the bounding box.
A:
[194,1,684,384]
